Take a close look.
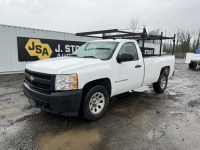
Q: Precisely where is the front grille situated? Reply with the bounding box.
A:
[25,69,54,92]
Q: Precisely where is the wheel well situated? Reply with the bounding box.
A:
[160,66,170,76]
[82,78,112,99]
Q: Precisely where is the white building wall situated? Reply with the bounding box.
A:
[0,25,95,73]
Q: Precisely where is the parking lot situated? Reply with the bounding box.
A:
[0,59,200,150]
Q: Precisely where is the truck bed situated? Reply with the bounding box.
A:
[142,55,175,86]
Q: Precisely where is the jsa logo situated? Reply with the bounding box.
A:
[25,39,52,60]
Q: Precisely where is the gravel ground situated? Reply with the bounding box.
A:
[0,59,200,150]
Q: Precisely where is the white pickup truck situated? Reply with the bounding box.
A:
[23,39,175,120]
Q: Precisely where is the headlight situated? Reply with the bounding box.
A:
[55,74,78,90]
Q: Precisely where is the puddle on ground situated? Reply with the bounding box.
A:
[112,106,130,114]
[133,109,157,133]
[112,103,157,133]
[36,128,101,150]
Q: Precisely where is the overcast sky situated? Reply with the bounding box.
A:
[0,0,199,35]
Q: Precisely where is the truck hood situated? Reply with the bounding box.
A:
[25,57,103,74]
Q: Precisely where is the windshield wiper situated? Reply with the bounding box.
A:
[96,48,111,50]
[85,48,111,50]
[82,56,97,59]
[70,54,97,59]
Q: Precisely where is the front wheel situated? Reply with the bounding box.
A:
[83,85,109,121]
[153,72,168,93]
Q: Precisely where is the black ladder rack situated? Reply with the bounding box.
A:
[75,28,176,56]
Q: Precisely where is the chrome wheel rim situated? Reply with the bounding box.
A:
[161,76,167,89]
[89,92,105,115]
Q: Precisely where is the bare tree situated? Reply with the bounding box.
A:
[176,29,192,53]
[129,18,139,32]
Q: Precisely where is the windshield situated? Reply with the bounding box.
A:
[71,41,119,60]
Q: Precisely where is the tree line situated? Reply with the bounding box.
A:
[129,19,200,58]
[164,29,200,58]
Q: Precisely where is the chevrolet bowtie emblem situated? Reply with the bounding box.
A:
[30,75,35,82]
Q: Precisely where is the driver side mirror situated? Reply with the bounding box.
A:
[117,53,134,63]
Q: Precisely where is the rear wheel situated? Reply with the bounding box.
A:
[83,85,109,121]
[190,61,197,69]
[153,72,168,93]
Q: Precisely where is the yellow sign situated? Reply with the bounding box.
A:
[25,39,52,60]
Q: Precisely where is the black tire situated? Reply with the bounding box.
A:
[153,72,168,93]
[189,62,193,69]
[83,85,109,121]
[192,61,197,69]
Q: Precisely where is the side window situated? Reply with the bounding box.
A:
[118,42,139,61]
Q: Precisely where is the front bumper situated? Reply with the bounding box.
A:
[23,81,82,116]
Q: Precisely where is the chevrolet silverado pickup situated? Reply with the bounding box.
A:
[23,38,175,121]
[23,28,176,121]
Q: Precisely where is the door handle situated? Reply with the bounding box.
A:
[135,65,141,68]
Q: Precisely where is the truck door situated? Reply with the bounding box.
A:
[113,42,144,95]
